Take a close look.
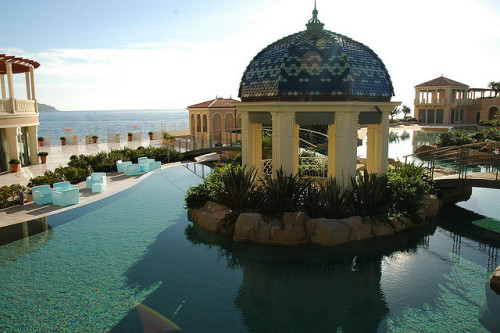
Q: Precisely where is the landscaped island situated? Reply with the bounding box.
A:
[186,162,440,247]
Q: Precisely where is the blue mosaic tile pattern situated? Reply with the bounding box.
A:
[239,29,394,101]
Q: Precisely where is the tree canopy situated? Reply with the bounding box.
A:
[488,81,500,97]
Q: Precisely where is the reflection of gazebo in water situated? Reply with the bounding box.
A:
[237,5,400,183]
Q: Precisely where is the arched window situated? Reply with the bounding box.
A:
[489,107,499,120]
[196,114,201,132]
[190,114,195,135]
[202,114,208,132]
[213,114,222,131]
[225,113,234,130]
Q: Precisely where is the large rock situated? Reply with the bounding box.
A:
[423,194,441,219]
[309,218,350,246]
[372,222,394,237]
[270,225,308,245]
[344,216,372,241]
[233,213,261,242]
[254,218,276,244]
[491,265,500,295]
[392,217,414,232]
[189,201,231,233]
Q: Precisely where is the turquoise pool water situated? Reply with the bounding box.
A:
[1,163,499,332]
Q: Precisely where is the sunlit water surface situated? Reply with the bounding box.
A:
[1,131,499,332]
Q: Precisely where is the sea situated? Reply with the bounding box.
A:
[38,109,189,144]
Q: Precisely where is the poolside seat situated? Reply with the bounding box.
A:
[92,183,105,193]
[138,157,150,172]
[148,161,161,171]
[86,172,107,189]
[53,181,73,192]
[32,185,53,205]
[52,183,79,207]
[124,164,141,176]
[116,159,132,173]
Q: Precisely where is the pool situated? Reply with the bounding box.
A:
[1,153,499,331]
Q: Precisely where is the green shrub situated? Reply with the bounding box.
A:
[185,183,214,209]
[436,129,474,147]
[162,132,175,140]
[470,128,500,142]
[212,165,261,210]
[387,161,433,219]
[351,169,389,217]
[389,118,400,124]
[262,134,272,159]
[304,179,353,219]
[258,168,311,217]
[0,184,25,208]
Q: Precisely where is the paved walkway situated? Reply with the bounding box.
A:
[0,138,165,187]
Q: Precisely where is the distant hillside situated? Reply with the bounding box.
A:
[38,103,59,112]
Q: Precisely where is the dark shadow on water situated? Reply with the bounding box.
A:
[111,217,438,332]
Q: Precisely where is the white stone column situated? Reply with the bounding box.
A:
[6,127,20,161]
[334,111,359,185]
[327,123,336,179]
[29,67,36,100]
[366,124,377,173]
[6,61,15,112]
[241,112,262,172]
[271,111,296,177]
[373,111,390,174]
[293,124,299,175]
[27,126,39,165]
[25,72,31,100]
[0,74,6,99]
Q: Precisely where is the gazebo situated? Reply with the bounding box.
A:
[236,6,400,183]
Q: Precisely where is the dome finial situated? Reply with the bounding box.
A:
[306,1,324,31]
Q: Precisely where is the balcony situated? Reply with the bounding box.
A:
[0,99,37,115]
[414,99,446,105]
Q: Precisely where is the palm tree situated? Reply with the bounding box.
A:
[488,81,500,97]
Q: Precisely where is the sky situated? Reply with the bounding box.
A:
[2,0,499,111]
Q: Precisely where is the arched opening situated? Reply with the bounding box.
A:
[225,113,234,130]
[488,107,499,120]
[202,114,208,132]
[236,113,242,129]
[196,114,201,133]
[213,114,223,143]
[190,114,195,135]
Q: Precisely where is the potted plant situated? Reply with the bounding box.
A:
[92,135,98,143]
[162,132,176,145]
[60,136,66,145]
[148,131,154,140]
[38,137,44,147]
[38,151,49,164]
[9,159,21,173]
[127,132,133,142]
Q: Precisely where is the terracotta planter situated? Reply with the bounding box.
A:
[93,138,98,143]
[38,141,44,147]
[10,163,20,173]
[128,136,133,142]
[149,134,153,140]
[61,139,66,146]
[40,155,47,164]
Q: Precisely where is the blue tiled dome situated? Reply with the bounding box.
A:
[238,11,394,102]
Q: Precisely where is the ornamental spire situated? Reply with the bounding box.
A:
[306,1,324,31]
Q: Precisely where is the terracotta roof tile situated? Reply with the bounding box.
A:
[188,98,239,109]
[415,76,468,87]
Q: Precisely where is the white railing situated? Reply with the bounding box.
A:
[262,159,273,175]
[14,99,36,113]
[0,99,36,114]
[299,156,328,178]
[0,99,12,113]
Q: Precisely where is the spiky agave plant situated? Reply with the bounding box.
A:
[351,169,389,217]
[259,168,311,217]
[214,164,261,211]
[319,178,354,219]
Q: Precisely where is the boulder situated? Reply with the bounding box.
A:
[270,224,309,245]
[393,217,414,232]
[372,222,394,237]
[189,201,231,233]
[423,194,441,219]
[233,213,261,242]
[344,216,372,241]
[254,219,276,244]
[491,265,500,295]
[310,218,350,246]
[282,212,309,227]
